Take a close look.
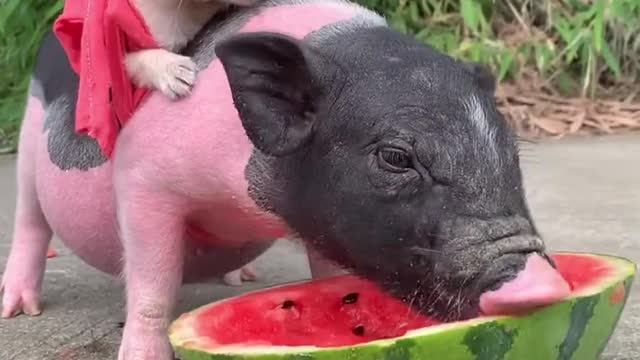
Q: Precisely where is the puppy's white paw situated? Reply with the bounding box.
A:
[125,49,197,100]
[155,55,197,100]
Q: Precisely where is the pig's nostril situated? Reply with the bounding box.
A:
[281,300,295,309]
[352,325,365,336]
[342,293,359,305]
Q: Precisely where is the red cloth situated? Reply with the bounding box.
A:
[53,0,158,158]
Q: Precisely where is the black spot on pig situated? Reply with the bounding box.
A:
[33,32,108,171]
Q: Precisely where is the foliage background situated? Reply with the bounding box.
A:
[1,0,639,152]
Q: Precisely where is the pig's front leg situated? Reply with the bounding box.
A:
[1,192,53,318]
[305,244,349,280]
[115,182,186,360]
[1,112,53,318]
[223,264,257,287]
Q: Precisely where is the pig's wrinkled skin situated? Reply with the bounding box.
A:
[1,0,570,359]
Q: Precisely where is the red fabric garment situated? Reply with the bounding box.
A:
[53,0,158,158]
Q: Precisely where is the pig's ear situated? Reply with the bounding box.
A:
[216,32,320,157]
[463,62,496,94]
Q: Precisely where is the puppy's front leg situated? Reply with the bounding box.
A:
[125,48,197,99]
[115,177,186,360]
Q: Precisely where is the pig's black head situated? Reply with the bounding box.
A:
[215,29,562,321]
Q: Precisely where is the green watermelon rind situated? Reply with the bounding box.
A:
[169,252,636,360]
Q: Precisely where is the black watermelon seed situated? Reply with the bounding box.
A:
[353,325,365,336]
[342,293,359,304]
[282,300,295,309]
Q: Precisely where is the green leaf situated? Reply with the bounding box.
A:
[44,1,64,23]
[389,13,409,34]
[470,43,484,63]
[575,5,598,24]
[609,1,629,21]
[565,32,586,63]
[600,41,622,77]
[460,0,479,33]
[0,0,22,35]
[478,9,491,35]
[553,18,574,44]
[592,0,605,52]
[408,1,420,24]
[535,44,554,73]
[497,51,515,81]
[565,0,590,12]
[518,43,533,61]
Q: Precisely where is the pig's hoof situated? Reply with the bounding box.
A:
[223,265,258,287]
[241,265,258,281]
[118,326,174,360]
[156,55,197,100]
[0,281,42,318]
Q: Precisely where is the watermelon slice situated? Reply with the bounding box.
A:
[169,252,636,360]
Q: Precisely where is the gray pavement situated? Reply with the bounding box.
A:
[1,134,639,360]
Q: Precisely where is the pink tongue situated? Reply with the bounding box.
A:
[479,254,571,316]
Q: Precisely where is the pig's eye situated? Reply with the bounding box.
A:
[378,148,412,171]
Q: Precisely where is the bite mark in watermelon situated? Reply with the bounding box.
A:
[169,252,636,360]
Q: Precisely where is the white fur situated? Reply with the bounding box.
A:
[466,94,500,169]
[126,0,258,99]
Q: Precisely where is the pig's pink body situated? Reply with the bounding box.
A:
[29,99,121,274]
[21,3,359,277]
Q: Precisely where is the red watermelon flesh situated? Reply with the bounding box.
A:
[196,254,610,348]
[554,254,612,290]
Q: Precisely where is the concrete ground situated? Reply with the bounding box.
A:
[0,134,639,360]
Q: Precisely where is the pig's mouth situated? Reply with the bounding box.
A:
[383,252,571,322]
[477,253,571,316]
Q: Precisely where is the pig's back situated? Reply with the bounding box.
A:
[113,0,387,243]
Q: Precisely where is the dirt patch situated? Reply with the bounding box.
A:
[496,73,640,139]
[55,331,118,360]
[491,20,640,139]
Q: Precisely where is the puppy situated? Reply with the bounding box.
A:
[125,0,258,99]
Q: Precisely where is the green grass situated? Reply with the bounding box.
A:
[0,0,63,153]
[1,0,639,152]
[356,0,640,97]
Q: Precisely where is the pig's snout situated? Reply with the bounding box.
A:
[479,254,571,316]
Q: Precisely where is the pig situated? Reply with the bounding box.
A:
[1,0,571,359]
